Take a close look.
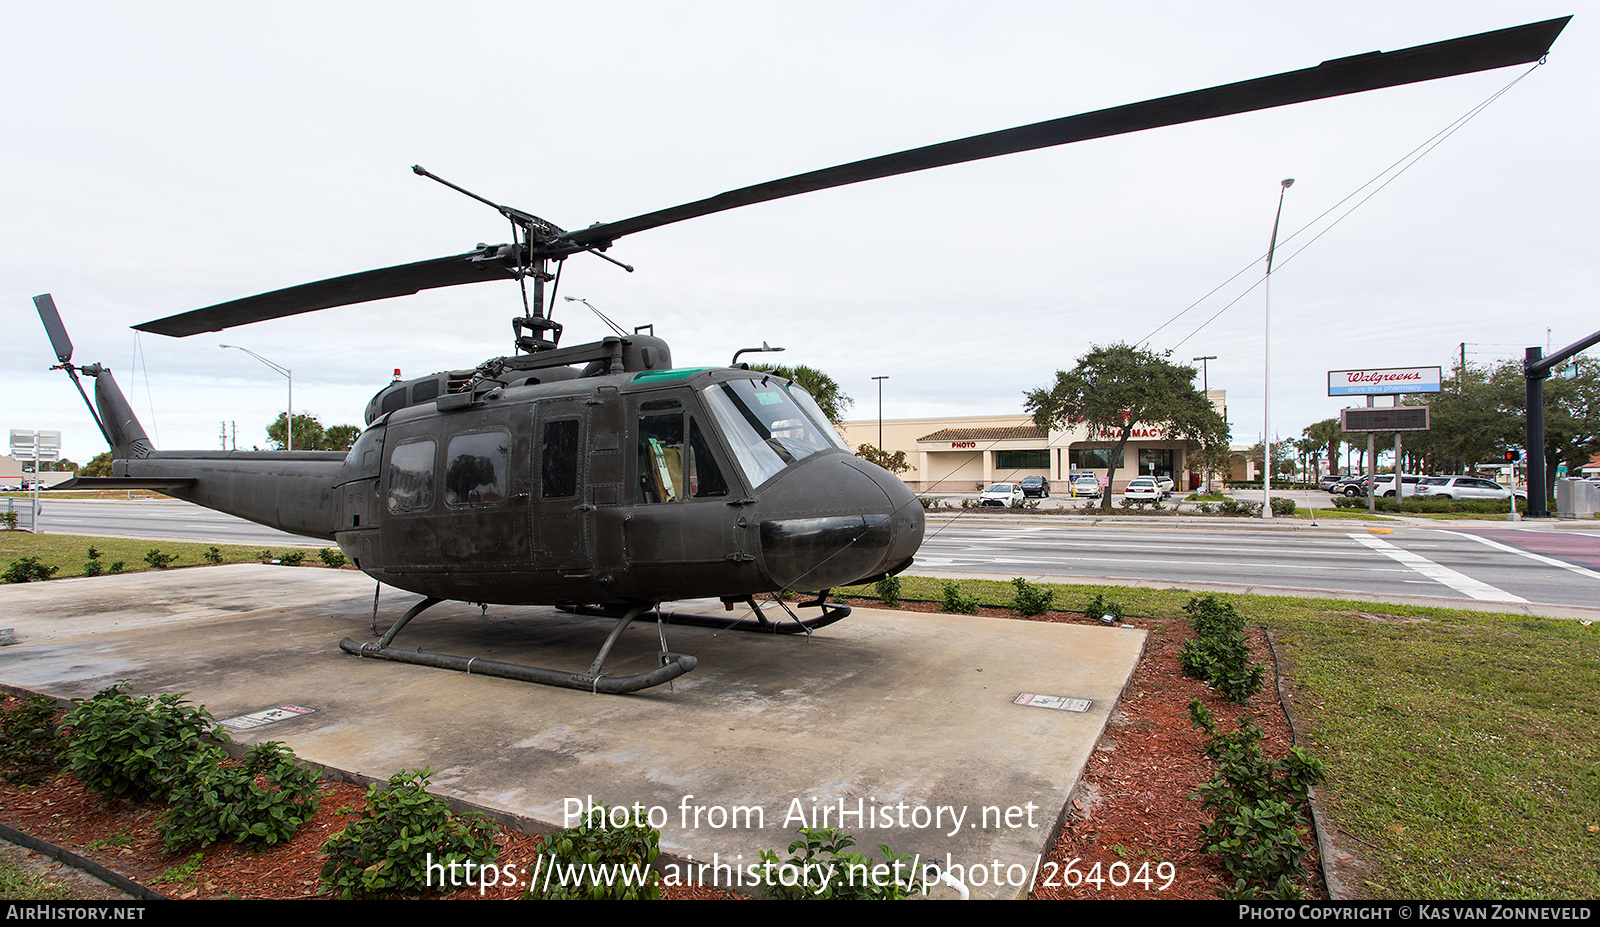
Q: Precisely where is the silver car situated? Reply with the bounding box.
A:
[1415,476,1525,501]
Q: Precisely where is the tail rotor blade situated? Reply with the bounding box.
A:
[34,293,73,365]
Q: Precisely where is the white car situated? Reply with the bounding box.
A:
[1123,477,1163,501]
[1367,474,1425,497]
[1069,475,1101,497]
[1155,476,1175,497]
[979,482,1024,506]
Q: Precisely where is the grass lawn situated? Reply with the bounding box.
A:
[842,575,1600,899]
[1,533,331,580]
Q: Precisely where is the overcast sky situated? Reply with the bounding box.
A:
[5,2,1595,466]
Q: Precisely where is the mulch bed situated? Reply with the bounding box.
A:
[1,603,1320,901]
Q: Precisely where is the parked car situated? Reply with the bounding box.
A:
[1317,473,1352,493]
[1154,475,1174,497]
[1367,474,1424,498]
[1123,476,1163,502]
[1330,474,1373,496]
[979,482,1024,506]
[1069,475,1101,498]
[1415,476,1526,501]
[1019,476,1051,498]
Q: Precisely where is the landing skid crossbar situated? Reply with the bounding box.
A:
[339,598,696,694]
[562,594,852,635]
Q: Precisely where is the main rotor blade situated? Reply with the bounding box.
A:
[134,246,523,337]
[564,16,1569,248]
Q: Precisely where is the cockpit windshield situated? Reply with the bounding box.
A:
[703,378,846,487]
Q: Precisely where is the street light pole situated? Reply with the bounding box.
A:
[221,345,293,450]
[1262,178,1294,519]
[872,376,889,452]
[1193,355,1216,492]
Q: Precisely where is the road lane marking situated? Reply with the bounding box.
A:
[1447,531,1600,583]
[1348,533,1526,602]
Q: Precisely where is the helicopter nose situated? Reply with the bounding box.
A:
[756,453,925,591]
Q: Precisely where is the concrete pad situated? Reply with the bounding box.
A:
[0,564,1145,899]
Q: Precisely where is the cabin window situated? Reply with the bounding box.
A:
[386,440,435,513]
[540,419,580,499]
[444,430,508,506]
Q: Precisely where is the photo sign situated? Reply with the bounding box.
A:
[1327,366,1442,396]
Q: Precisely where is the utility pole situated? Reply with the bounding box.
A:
[1193,356,1216,492]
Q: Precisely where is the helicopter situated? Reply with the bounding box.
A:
[36,16,1568,693]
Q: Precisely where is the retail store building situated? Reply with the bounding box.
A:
[837,391,1225,494]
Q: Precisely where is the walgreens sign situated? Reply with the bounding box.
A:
[1327,366,1442,396]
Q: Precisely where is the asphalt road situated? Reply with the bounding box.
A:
[918,517,1600,610]
[25,497,1600,611]
[31,498,324,548]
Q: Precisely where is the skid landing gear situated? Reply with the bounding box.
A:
[339,597,697,694]
[560,593,852,635]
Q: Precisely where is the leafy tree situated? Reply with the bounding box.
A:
[746,365,853,426]
[1301,419,1344,475]
[265,413,361,451]
[1488,356,1600,496]
[324,424,361,451]
[855,443,911,474]
[1026,344,1229,511]
[83,452,113,477]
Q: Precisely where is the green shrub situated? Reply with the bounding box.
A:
[317,548,348,568]
[1179,596,1263,704]
[82,547,105,577]
[63,683,226,800]
[203,546,224,564]
[143,548,180,569]
[1082,593,1124,623]
[526,803,661,900]
[1269,496,1296,517]
[1189,703,1325,899]
[940,581,979,615]
[1010,577,1054,616]
[874,575,902,607]
[758,826,918,900]
[3,556,58,583]
[319,768,499,899]
[0,695,65,785]
[1219,498,1261,517]
[161,741,321,853]
[108,560,125,574]
[1,510,17,530]
[279,550,305,566]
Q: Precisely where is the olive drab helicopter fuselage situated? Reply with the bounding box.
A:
[36,17,1569,692]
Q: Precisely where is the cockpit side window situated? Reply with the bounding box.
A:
[638,413,684,503]
[637,410,729,503]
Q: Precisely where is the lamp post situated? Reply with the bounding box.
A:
[221,345,292,450]
[1262,178,1294,519]
[872,376,889,452]
[1193,356,1216,492]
